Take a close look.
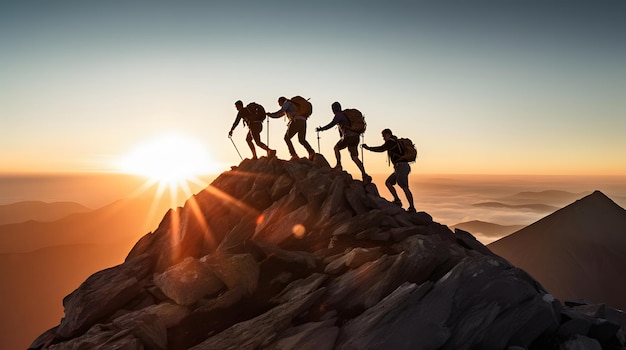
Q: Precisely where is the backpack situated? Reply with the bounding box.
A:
[342,109,366,133]
[397,138,417,162]
[245,102,266,123]
[290,96,313,118]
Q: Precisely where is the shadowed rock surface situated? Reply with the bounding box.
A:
[489,190,626,311]
[30,156,626,350]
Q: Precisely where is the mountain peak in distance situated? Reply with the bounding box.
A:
[489,190,626,310]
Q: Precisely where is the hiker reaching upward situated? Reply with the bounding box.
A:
[363,128,416,213]
[266,96,316,161]
[316,101,371,183]
[229,100,276,160]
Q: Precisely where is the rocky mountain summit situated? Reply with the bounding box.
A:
[31,156,625,349]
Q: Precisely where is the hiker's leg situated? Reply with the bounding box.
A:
[401,186,415,210]
[385,173,400,202]
[296,120,315,156]
[334,144,342,167]
[346,136,367,176]
[284,123,298,157]
[334,138,348,168]
[246,130,257,158]
[396,163,414,209]
[251,123,271,151]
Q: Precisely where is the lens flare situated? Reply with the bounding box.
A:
[292,224,306,238]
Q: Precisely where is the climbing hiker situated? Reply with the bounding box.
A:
[363,128,416,213]
[316,101,371,183]
[229,100,276,160]
[266,96,316,161]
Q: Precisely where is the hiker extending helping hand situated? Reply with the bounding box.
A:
[266,96,316,161]
[363,128,416,213]
[316,101,371,184]
[229,100,276,160]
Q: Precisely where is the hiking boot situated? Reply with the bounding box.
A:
[332,164,343,172]
[289,154,299,161]
[407,207,417,213]
[392,199,402,207]
[268,149,277,158]
[363,174,372,184]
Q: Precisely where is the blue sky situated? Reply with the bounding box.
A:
[1,0,625,175]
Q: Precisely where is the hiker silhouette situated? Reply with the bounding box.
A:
[316,102,371,183]
[266,96,316,161]
[363,128,416,213]
[229,100,276,160]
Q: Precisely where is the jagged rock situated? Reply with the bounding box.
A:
[188,287,327,350]
[318,176,350,226]
[560,334,602,350]
[324,247,383,274]
[344,182,372,215]
[253,239,318,270]
[48,324,143,350]
[56,254,154,338]
[271,273,328,305]
[269,318,339,350]
[33,157,626,350]
[337,256,561,350]
[153,257,225,306]
[201,253,259,294]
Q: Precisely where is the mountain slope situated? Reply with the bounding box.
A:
[31,157,625,350]
[489,191,626,310]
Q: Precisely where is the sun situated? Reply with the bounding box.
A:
[119,134,217,185]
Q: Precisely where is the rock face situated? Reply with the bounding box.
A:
[30,156,626,350]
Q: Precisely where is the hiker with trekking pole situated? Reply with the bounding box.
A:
[362,128,418,213]
[228,100,276,160]
[266,96,316,161]
[315,101,371,184]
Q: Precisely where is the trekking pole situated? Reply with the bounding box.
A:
[361,133,365,166]
[316,130,321,153]
[266,118,270,147]
[229,136,243,160]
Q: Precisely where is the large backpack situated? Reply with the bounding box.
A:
[397,138,418,162]
[342,109,366,133]
[245,102,266,123]
[290,96,313,118]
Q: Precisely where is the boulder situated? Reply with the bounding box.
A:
[153,257,225,306]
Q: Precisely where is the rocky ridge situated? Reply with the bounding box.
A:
[31,155,625,349]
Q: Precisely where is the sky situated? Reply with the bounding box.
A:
[1,0,625,176]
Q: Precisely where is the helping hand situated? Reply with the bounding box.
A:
[362,144,369,150]
[315,127,321,132]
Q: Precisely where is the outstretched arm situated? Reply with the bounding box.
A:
[316,114,342,132]
[267,102,290,119]
[266,110,285,119]
[363,139,394,152]
[229,112,244,136]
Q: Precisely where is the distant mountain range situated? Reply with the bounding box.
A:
[0,195,175,348]
[0,197,167,254]
[489,190,626,310]
[0,201,91,225]
[472,201,559,213]
[500,190,591,206]
[451,220,525,238]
